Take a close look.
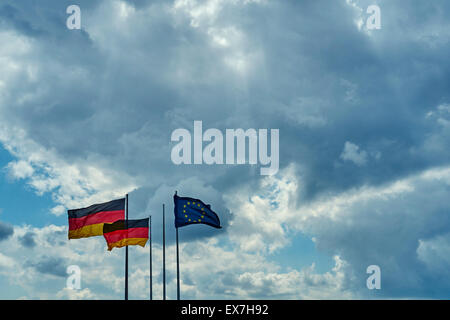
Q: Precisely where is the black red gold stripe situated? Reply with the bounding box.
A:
[68,198,125,239]
[103,218,149,251]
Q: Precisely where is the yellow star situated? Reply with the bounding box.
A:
[183,210,186,213]
[193,202,195,205]
[185,215,187,218]
[201,215,204,218]
[198,203,200,207]
[183,205,186,208]
[187,202,190,205]
[201,208,204,211]
[188,219,191,222]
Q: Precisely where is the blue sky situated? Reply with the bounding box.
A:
[0,0,449,299]
[0,148,57,227]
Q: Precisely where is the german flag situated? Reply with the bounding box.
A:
[68,198,125,239]
[103,218,149,251]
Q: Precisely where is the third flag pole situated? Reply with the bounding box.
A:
[175,192,180,300]
[162,203,166,300]
[176,227,180,300]
[173,192,222,301]
[149,215,152,300]
[125,193,129,300]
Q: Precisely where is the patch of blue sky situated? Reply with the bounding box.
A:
[0,147,61,228]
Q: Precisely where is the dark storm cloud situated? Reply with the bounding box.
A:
[0,221,14,241]
[241,0,450,200]
[26,256,67,278]
[18,231,36,248]
[2,0,448,201]
[298,168,450,298]
[45,229,68,247]
[0,4,43,37]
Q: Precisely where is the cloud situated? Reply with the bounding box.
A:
[340,141,368,166]
[0,252,15,268]
[417,233,450,276]
[5,160,34,180]
[26,256,67,278]
[0,218,353,299]
[56,288,96,300]
[222,163,450,298]
[1,164,449,299]
[0,0,449,299]
[18,231,36,248]
[1,0,449,204]
[227,256,353,299]
[0,221,14,241]
[292,166,450,297]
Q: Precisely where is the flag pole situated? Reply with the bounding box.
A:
[149,215,152,301]
[175,191,180,300]
[176,227,180,300]
[162,203,166,300]
[125,193,129,301]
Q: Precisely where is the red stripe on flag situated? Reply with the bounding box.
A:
[104,227,149,244]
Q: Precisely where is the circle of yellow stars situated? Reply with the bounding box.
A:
[183,201,205,223]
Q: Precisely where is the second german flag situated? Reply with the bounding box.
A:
[103,218,149,251]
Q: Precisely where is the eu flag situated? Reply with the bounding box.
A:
[174,194,221,229]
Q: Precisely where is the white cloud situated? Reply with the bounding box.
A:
[225,165,299,253]
[340,141,368,166]
[0,252,15,268]
[0,218,353,299]
[1,161,449,299]
[229,255,353,299]
[0,126,137,215]
[225,163,450,297]
[56,288,97,300]
[6,160,34,179]
[417,233,450,275]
